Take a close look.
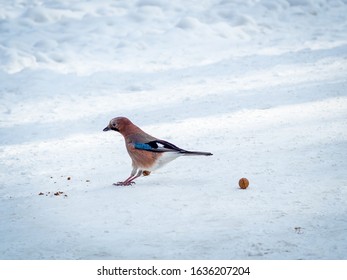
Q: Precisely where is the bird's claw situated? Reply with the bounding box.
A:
[113,181,136,186]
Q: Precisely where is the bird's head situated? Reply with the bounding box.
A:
[103,117,132,134]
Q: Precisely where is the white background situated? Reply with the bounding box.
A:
[1,0,347,260]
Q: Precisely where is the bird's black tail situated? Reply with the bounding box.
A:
[181,150,213,156]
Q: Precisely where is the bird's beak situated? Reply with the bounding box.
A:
[103,126,110,131]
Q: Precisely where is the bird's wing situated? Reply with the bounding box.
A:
[134,140,186,153]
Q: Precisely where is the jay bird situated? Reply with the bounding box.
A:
[103,117,213,186]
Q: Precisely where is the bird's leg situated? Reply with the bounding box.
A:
[113,167,137,186]
[113,176,136,186]
[114,169,142,186]
[124,170,151,185]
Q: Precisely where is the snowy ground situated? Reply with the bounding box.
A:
[1,0,347,260]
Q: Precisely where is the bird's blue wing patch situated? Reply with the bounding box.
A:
[134,140,186,153]
[134,142,154,151]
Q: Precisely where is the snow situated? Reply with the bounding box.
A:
[0,0,347,260]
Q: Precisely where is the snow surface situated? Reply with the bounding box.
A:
[1,0,347,260]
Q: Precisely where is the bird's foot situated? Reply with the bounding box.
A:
[113,181,136,186]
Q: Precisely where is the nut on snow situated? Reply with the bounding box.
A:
[239,178,249,189]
